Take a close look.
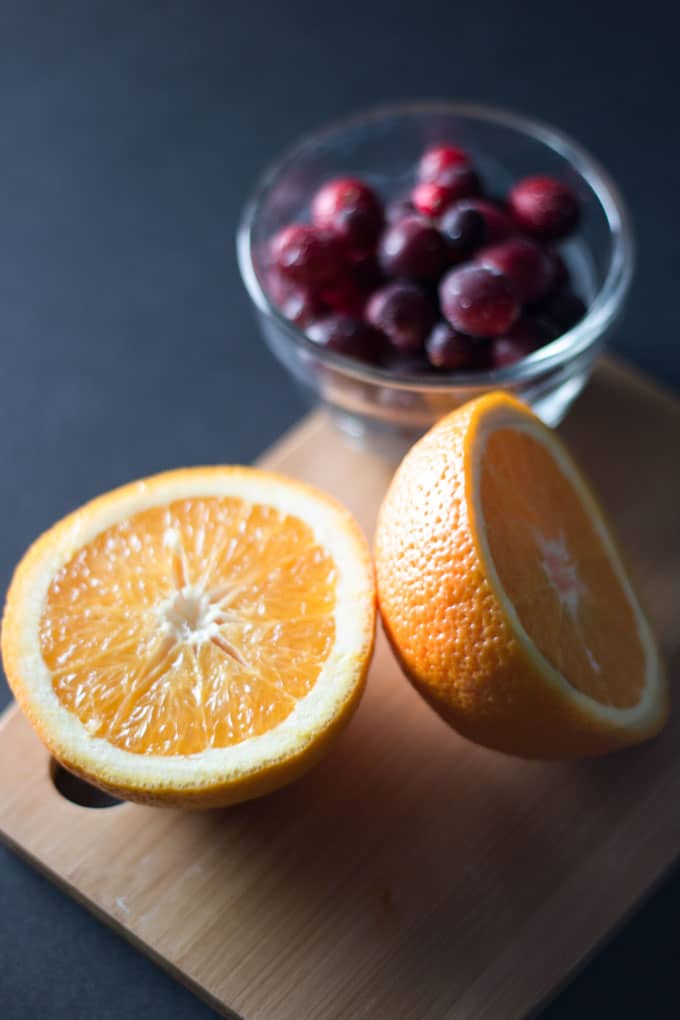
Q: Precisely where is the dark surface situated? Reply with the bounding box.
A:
[1,2,679,1017]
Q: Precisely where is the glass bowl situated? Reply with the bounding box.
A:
[237,102,634,453]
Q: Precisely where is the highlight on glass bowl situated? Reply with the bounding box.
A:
[237,102,634,442]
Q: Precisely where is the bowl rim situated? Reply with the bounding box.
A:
[236,100,635,391]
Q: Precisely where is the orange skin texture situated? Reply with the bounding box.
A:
[2,467,376,808]
[375,393,667,759]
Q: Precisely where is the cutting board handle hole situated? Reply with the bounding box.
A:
[50,759,122,809]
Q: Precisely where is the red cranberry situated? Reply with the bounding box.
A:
[280,287,329,326]
[412,168,480,219]
[266,269,328,325]
[306,315,385,365]
[491,316,556,368]
[509,176,580,241]
[454,199,515,243]
[545,290,587,332]
[378,215,449,283]
[321,274,367,318]
[311,178,384,256]
[506,315,555,344]
[495,318,558,371]
[322,255,386,317]
[479,238,556,305]
[385,196,416,223]
[270,224,346,288]
[366,282,436,353]
[433,165,481,196]
[440,265,520,338]
[491,337,536,369]
[439,204,486,262]
[418,144,471,182]
[352,253,386,294]
[412,182,457,219]
[425,322,478,370]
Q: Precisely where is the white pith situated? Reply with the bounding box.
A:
[6,470,373,791]
[471,407,664,729]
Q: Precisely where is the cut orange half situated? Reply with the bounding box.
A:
[375,392,667,758]
[2,467,375,806]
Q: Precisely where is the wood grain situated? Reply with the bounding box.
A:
[1,357,679,1020]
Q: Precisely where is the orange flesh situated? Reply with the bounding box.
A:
[480,428,644,708]
[39,497,337,755]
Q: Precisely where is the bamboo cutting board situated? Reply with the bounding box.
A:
[1,358,679,1020]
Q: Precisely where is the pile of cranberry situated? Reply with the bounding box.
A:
[265,144,586,373]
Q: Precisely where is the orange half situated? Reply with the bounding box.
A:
[375,392,667,758]
[2,468,375,805]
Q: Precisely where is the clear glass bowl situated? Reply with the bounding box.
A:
[237,102,634,453]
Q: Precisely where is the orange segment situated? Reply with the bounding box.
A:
[2,467,375,806]
[39,498,336,756]
[480,427,645,708]
[375,392,666,759]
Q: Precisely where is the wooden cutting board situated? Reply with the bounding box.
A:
[1,357,679,1020]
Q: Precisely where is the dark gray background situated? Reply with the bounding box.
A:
[1,1,678,1017]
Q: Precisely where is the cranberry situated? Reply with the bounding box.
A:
[321,274,367,318]
[545,290,587,332]
[385,196,416,223]
[266,269,327,325]
[366,282,436,354]
[378,215,449,283]
[491,316,556,368]
[271,224,346,288]
[306,315,385,364]
[425,322,478,370]
[352,253,385,294]
[509,176,580,241]
[440,265,520,338]
[280,287,329,326]
[311,177,384,256]
[418,144,470,183]
[439,204,486,262]
[412,168,480,219]
[479,238,556,305]
[507,315,555,344]
[454,199,515,243]
[434,165,481,196]
[489,318,554,371]
[491,337,536,369]
[412,182,457,219]
[323,255,385,316]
